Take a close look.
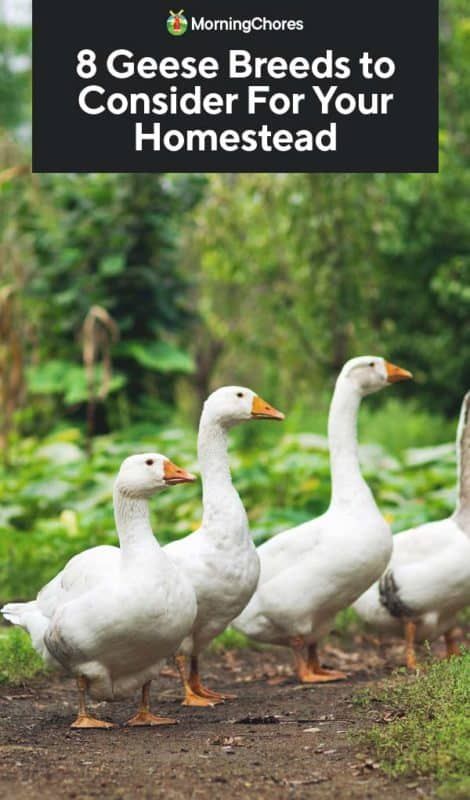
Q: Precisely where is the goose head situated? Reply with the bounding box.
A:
[339,356,413,396]
[203,386,285,428]
[115,453,196,498]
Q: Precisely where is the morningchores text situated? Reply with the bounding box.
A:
[75,48,398,154]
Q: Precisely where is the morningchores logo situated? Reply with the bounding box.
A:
[167,10,188,36]
[187,15,305,34]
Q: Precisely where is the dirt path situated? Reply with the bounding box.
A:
[0,646,434,800]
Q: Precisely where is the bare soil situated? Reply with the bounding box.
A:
[0,641,438,800]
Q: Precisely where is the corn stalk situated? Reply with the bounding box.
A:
[0,164,29,185]
[0,286,24,462]
[81,305,119,444]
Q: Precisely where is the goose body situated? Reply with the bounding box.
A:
[234,357,412,682]
[165,386,284,704]
[14,388,283,707]
[164,494,258,656]
[236,499,391,647]
[2,454,197,725]
[354,392,470,663]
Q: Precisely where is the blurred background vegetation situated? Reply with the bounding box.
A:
[0,0,469,605]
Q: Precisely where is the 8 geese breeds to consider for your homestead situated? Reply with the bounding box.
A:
[234,357,413,682]
[2,454,197,728]
[165,386,284,706]
[354,391,470,668]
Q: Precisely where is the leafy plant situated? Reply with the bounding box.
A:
[0,628,45,685]
[0,403,459,604]
[27,360,126,406]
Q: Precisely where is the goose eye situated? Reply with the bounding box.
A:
[237,392,244,398]
[369,362,375,367]
[145,459,154,466]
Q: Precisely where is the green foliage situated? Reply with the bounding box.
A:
[333,607,361,637]
[284,397,456,457]
[355,653,470,798]
[211,628,251,652]
[190,167,470,416]
[0,628,45,685]
[27,360,126,405]
[0,401,459,603]
[1,167,205,438]
[118,341,195,375]
[179,0,470,416]
[0,23,31,129]
[21,173,203,424]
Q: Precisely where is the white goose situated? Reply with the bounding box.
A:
[234,357,412,682]
[165,386,284,705]
[354,391,470,668]
[2,454,197,728]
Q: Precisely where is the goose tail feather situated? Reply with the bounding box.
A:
[1,601,34,627]
[454,391,470,530]
[378,571,414,619]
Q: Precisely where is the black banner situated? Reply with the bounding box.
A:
[33,0,439,173]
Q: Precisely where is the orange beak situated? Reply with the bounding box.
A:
[385,361,413,383]
[251,395,285,421]
[163,460,196,485]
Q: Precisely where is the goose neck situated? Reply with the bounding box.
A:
[197,410,246,534]
[113,487,159,561]
[328,376,370,506]
[198,411,233,497]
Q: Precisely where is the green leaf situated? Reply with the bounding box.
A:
[64,371,126,405]
[119,341,195,374]
[99,254,125,276]
[27,361,126,405]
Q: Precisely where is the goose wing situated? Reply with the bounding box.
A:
[37,545,119,618]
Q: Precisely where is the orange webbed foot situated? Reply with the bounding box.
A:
[71,715,115,729]
[182,689,221,707]
[190,684,237,701]
[125,710,177,726]
[298,668,347,684]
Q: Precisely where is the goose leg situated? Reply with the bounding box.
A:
[71,676,115,729]
[291,638,346,683]
[444,628,460,659]
[125,681,177,726]
[187,656,237,702]
[175,655,219,707]
[306,644,347,681]
[404,620,418,670]
[291,637,314,682]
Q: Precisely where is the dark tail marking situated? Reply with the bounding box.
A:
[379,571,414,619]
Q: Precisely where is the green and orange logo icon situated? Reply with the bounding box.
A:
[167,9,188,36]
